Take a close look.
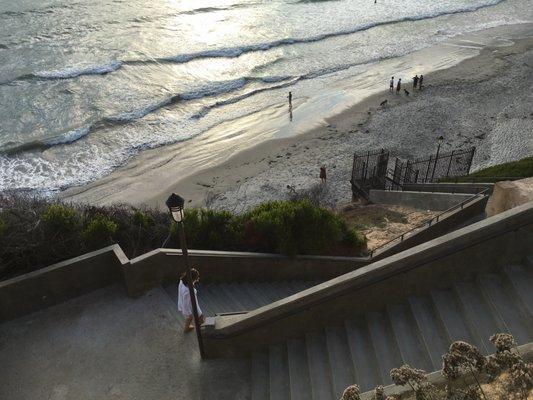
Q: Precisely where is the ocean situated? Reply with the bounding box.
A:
[0,0,531,194]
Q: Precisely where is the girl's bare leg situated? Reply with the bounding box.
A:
[183,315,194,333]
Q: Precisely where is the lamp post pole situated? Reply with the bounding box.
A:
[166,193,205,359]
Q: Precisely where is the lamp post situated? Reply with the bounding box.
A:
[166,193,205,359]
[431,135,444,182]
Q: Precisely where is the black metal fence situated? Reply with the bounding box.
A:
[351,147,476,198]
[400,147,476,184]
[350,149,389,198]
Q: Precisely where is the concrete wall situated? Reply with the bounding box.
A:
[125,250,371,297]
[372,194,489,259]
[202,201,533,357]
[369,189,474,211]
[0,245,128,322]
[402,182,493,194]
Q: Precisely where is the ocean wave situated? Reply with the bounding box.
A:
[2,0,506,87]
[0,125,92,154]
[180,78,247,100]
[0,2,81,18]
[0,61,124,86]
[135,0,508,65]
[34,61,123,79]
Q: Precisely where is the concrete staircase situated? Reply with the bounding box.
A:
[164,280,317,318]
[250,257,533,400]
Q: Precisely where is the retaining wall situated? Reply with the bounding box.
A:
[369,189,474,211]
[0,245,128,322]
[402,182,493,194]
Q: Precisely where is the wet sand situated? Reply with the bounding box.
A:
[61,23,533,211]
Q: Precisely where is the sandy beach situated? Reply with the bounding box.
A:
[61,23,533,212]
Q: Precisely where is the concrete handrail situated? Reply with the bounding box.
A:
[202,201,533,357]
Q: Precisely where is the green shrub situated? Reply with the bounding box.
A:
[0,217,6,238]
[171,208,242,250]
[341,227,367,249]
[133,209,154,229]
[442,156,533,182]
[242,199,361,255]
[82,213,118,248]
[42,204,79,233]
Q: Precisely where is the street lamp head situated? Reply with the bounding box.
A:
[166,193,185,223]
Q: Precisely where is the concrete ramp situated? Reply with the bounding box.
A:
[0,285,249,400]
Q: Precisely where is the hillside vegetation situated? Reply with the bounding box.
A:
[0,194,366,281]
[444,156,533,182]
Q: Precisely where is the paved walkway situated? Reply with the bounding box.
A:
[0,285,249,400]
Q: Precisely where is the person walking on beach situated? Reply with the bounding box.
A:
[319,166,327,183]
[288,91,292,107]
[178,268,205,333]
[413,74,419,89]
[396,78,401,94]
[419,75,424,89]
[389,76,394,92]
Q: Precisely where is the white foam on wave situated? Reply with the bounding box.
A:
[42,125,92,146]
[150,0,507,66]
[180,78,247,100]
[34,61,122,79]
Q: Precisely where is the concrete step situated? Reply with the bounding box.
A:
[206,283,236,313]
[430,289,475,348]
[325,326,356,399]
[197,284,219,316]
[287,339,312,400]
[252,351,269,400]
[269,344,290,400]
[219,284,248,312]
[241,282,270,309]
[477,274,532,343]
[253,283,280,304]
[366,312,402,385]
[345,317,381,392]
[387,303,432,371]
[231,283,258,311]
[408,296,449,370]
[453,281,504,354]
[502,265,533,318]
[305,332,335,400]
[267,282,294,303]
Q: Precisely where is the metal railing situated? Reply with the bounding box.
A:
[368,187,491,258]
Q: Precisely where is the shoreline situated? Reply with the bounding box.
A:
[60,23,533,211]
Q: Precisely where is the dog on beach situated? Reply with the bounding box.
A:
[379,99,388,107]
[404,89,410,96]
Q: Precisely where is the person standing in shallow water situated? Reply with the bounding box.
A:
[396,78,401,94]
[413,74,419,89]
[320,166,327,183]
[177,268,205,333]
[389,77,394,92]
[419,75,424,89]
[288,91,292,107]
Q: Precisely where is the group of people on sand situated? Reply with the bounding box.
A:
[389,74,424,95]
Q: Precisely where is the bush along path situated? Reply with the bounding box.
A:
[0,194,366,280]
[341,333,532,400]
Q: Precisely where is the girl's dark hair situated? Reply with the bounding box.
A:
[180,268,200,287]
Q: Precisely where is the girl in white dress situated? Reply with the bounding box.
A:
[177,268,205,333]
